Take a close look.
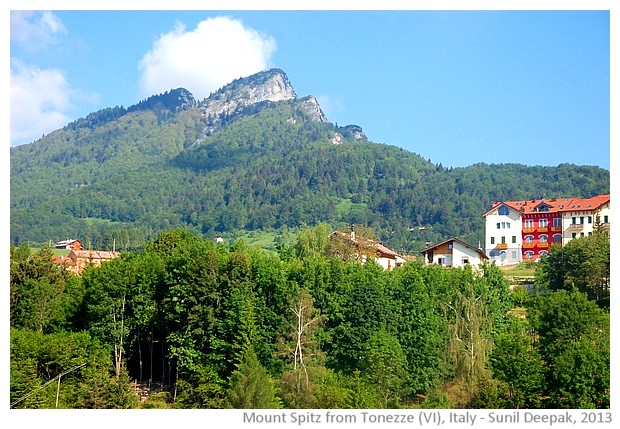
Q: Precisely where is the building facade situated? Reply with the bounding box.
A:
[67,249,120,274]
[421,237,488,268]
[483,194,610,265]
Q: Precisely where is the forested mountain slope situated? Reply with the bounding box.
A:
[10,69,610,253]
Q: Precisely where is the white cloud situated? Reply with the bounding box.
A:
[138,16,276,100]
[10,60,74,145]
[10,11,67,49]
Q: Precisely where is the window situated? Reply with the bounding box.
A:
[501,222,506,229]
[498,206,509,216]
[588,216,592,224]
[539,234,548,243]
[580,216,584,224]
[525,251,534,259]
[553,234,562,243]
[497,223,501,229]
[462,257,470,265]
[553,218,562,227]
[438,257,446,266]
[524,219,533,229]
[507,222,511,229]
[572,216,577,225]
[604,215,609,223]
[511,251,518,259]
[512,236,516,243]
[501,236,506,244]
[572,233,576,239]
[491,237,495,244]
[539,250,548,258]
[539,219,548,228]
[525,235,534,243]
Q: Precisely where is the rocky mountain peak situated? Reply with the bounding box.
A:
[129,88,197,113]
[199,68,297,119]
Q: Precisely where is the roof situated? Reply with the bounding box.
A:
[55,239,81,245]
[329,230,405,260]
[483,194,610,217]
[70,250,120,260]
[420,237,488,260]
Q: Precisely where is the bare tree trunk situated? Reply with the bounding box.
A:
[138,329,143,382]
[112,294,126,379]
[149,333,153,389]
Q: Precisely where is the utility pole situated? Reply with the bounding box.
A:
[10,363,86,408]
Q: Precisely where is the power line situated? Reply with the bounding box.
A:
[10,363,86,408]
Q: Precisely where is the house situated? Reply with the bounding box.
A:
[420,237,488,268]
[328,230,410,270]
[483,194,610,265]
[66,249,121,274]
[54,239,82,250]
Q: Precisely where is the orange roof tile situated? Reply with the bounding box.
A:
[485,194,609,216]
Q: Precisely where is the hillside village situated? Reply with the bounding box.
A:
[49,193,610,275]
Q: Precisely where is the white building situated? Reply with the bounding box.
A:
[483,194,610,265]
[420,237,488,268]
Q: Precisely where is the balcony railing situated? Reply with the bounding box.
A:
[523,227,535,233]
[551,226,562,232]
[538,242,549,248]
[568,223,584,229]
[496,243,508,249]
[537,227,548,233]
[523,243,535,249]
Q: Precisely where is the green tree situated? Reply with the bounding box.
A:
[83,258,133,379]
[489,318,544,408]
[279,289,326,408]
[445,271,494,405]
[529,289,609,408]
[295,223,330,258]
[225,347,281,408]
[360,330,408,408]
[537,233,610,308]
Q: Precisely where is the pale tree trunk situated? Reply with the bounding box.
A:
[290,291,324,393]
[112,294,126,379]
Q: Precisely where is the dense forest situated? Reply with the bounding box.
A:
[10,70,610,254]
[10,226,610,409]
[9,69,611,410]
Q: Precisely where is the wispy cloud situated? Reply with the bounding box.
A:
[138,16,276,100]
[10,59,76,145]
[9,11,78,146]
[10,10,67,50]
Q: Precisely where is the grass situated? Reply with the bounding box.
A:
[498,262,537,277]
[222,228,299,252]
[29,247,71,257]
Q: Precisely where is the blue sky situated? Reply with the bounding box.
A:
[7,4,613,170]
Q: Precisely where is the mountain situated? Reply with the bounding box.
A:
[10,68,610,253]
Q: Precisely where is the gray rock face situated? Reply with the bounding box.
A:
[298,95,328,123]
[199,68,298,119]
[339,124,367,141]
